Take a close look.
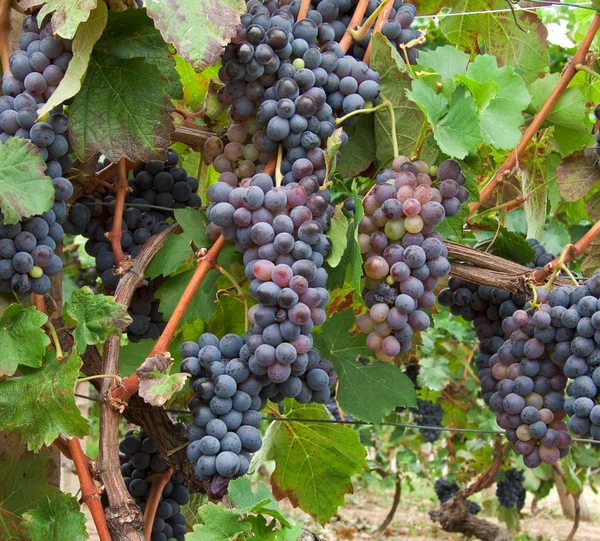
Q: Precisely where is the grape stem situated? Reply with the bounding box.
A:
[335,101,388,125]
[143,468,174,540]
[215,264,249,332]
[363,0,394,65]
[340,0,371,52]
[275,144,284,187]
[76,374,122,383]
[348,0,394,42]
[45,320,64,360]
[575,63,600,80]
[411,119,432,160]
[297,0,311,21]
[105,158,129,266]
[0,0,10,76]
[469,13,600,215]
[384,97,399,157]
[67,437,112,541]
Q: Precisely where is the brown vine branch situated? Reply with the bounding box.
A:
[170,122,214,150]
[363,0,393,65]
[464,436,508,497]
[375,474,402,534]
[297,0,311,21]
[143,468,174,538]
[470,13,600,215]
[0,0,10,76]
[532,217,600,282]
[340,0,371,52]
[67,438,112,541]
[566,493,581,541]
[106,158,129,266]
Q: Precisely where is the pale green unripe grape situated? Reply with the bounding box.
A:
[29,265,43,279]
[516,424,532,441]
[525,392,543,409]
[245,117,260,135]
[429,165,438,178]
[244,143,259,161]
[384,219,405,240]
[404,215,423,234]
[358,233,371,253]
[293,58,305,70]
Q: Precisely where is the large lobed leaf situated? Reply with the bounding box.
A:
[0,304,50,377]
[0,350,89,451]
[313,310,416,423]
[0,138,54,225]
[65,286,132,353]
[145,0,247,72]
[254,400,368,525]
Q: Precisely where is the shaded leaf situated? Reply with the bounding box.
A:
[337,114,376,177]
[324,128,343,180]
[175,57,219,111]
[0,350,89,451]
[145,0,246,72]
[313,310,416,422]
[556,150,600,202]
[0,138,54,224]
[254,401,367,525]
[23,0,97,40]
[65,287,131,353]
[69,53,174,162]
[37,2,108,117]
[325,205,348,268]
[0,303,50,377]
[582,237,600,276]
[22,492,87,541]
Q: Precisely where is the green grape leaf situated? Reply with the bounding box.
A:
[432,88,482,159]
[175,57,219,112]
[119,338,155,377]
[36,2,108,117]
[371,34,425,167]
[228,477,291,527]
[417,355,451,391]
[417,45,470,82]
[145,0,247,72]
[337,113,376,177]
[69,52,174,162]
[65,287,132,353]
[255,401,367,525]
[0,451,60,541]
[456,75,498,111]
[0,137,54,224]
[407,79,449,124]
[313,310,416,423]
[136,353,189,407]
[556,150,600,202]
[326,205,348,268]
[482,225,536,265]
[22,492,87,541]
[186,502,252,541]
[0,303,50,377]
[22,0,97,40]
[93,8,182,99]
[458,55,531,150]
[207,293,247,339]
[441,0,549,84]
[498,505,519,530]
[147,208,210,279]
[0,350,89,451]
[155,243,238,325]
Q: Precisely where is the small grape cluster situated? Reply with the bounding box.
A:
[551,273,600,439]
[496,469,526,510]
[206,172,336,397]
[0,15,74,295]
[433,478,481,515]
[66,149,201,341]
[355,157,467,359]
[67,250,99,293]
[180,333,264,484]
[325,397,354,421]
[119,430,188,541]
[414,399,443,443]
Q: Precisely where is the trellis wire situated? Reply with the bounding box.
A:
[74,393,600,445]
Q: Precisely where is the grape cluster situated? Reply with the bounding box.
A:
[325,397,354,421]
[67,250,99,293]
[496,469,526,510]
[413,399,443,442]
[355,157,467,359]
[0,15,74,295]
[180,333,263,485]
[552,272,600,440]
[433,478,481,515]
[119,430,189,541]
[206,172,337,397]
[65,149,201,340]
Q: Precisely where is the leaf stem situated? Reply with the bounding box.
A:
[77,374,122,383]
[45,320,64,360]
[384,97,399,158]
[575,63,600,80]
[216,265,249,332]
[335,101,387,125]
[143,468,173,539]
[470,13,600,215]
[411,119,432,160]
